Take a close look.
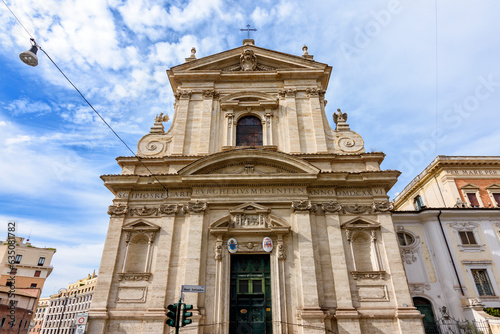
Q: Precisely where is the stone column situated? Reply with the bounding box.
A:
[265,111,273,146]
[282,89,301,153]
[213,236,224,334]
[225,111,234,147]
[171,90,191,155]
[307,88,328,153]
[272,235,287,334]
[292,201,326,333]
[183,201,207,333]
[322,202,361,334]
[87,212,127,334]
[199,90,217,154]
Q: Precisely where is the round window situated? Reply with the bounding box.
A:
[397,232,415,246]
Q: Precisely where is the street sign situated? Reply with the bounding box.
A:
[181,285,205,293]
[75,313,88,325]
[75,324,86,334]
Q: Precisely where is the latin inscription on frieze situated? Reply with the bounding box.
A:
[308,188,385,197]
[193,186,306,196]
[116,190,192,200]
[117,187,386,200]
[445,170,498,176]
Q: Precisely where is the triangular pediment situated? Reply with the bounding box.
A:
[486,183,500,190]
[178,149,320,176]
[460,183,480,190]
[342,217,380,230]
[230,202,271,214]
[167,44,332,92]
[123,220,160,231]
[170,44,327,72]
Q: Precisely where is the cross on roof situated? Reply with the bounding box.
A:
[240,24,257,39]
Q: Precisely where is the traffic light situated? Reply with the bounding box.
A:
[181,304,193,327]
[166,303,179,327]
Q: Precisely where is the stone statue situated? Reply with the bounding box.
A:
[333,108,348,124]
[155,113,169,123]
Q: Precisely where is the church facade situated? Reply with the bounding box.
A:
[88,40,424,334]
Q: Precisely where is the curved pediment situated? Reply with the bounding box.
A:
[178,149,320,176]
[221,91,277,103]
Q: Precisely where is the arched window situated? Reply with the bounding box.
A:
[236,116,262,146]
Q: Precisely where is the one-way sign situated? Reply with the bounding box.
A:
[181,285,205,293]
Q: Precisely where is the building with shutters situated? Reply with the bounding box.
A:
[393,156,500,329]
[0,236,55,327]
[87,39,424,333]
[30,272,97,334]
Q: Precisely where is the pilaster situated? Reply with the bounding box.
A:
[281,89,301,153]
[292,201,327,333]
[146,205,179,314]
[307,88,328,153]
[171,90,191,155]
[182,201,207,332]
[198,90,218,154]
[322,203,362,334]
[88,215,125,333]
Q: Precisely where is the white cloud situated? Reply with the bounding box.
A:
[6,98,53,116]
[5,134,32,145]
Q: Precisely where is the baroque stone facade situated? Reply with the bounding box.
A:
[88,40,424,333]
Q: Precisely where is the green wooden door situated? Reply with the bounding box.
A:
[413,297,438,334]
[230,254,272,333]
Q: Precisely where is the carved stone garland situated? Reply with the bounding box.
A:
[184,200,207,214]
[292,200,316,212]
[319,200,394,214]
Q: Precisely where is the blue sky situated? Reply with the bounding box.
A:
[1,0,499,296]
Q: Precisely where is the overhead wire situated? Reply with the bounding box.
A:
[435,0,439,152]
[1,0,35,40]
[1,0,169,196]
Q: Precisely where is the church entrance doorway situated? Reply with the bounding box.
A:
[230,254,272,333]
